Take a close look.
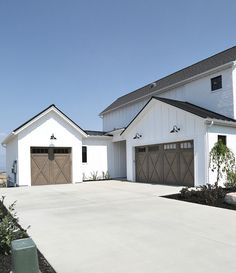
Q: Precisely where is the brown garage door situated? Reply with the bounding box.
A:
[31,147,72,186]
[135,140,194,186]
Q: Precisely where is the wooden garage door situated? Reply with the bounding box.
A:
[31,147,72,186]
[135,141,194,186]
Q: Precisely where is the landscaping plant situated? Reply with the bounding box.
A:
[0,196,29,255]
[209,139,235,184]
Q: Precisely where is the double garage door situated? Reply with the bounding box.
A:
[135,140,194,186]
[31,147,72,186]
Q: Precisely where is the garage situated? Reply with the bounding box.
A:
[31,147,72,185]
[135,140,194,186]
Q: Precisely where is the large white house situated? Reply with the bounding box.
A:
[3,46,236,187]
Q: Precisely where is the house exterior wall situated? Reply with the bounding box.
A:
[102,67,234,132]
[107,140,126,178]
[123,100,207,186]
[5,136,18,184]
[81,137,111,180]
[17,111,83,186]
[207,124,236,185]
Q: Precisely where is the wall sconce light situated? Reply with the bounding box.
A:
[170,125,180,133]
[50,134,57,140]
[133,133,142,139]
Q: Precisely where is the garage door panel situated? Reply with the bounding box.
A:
[148,147,163,183]
[135,147,148,182]
[53,154,71,184]
[179,148,194,186]
[31,154,50,185]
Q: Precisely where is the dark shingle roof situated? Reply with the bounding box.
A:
[121,97,236,135]
[85,130,108,136]
[154,97,236,122]
[101,46,236,115]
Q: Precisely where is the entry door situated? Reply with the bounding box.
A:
[31,147,72,185]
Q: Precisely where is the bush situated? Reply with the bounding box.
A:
[102,171,110,180]
[180,183,225,206]
[0,196,29,255]
[225,171,236,189]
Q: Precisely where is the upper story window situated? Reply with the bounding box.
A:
[82,146,87,163]
[218,135,226,146]
[211,75,222,91]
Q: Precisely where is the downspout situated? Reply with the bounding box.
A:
[205,121,214,184]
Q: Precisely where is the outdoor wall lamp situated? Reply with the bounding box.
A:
[170,125,180,133]
[133,133,142,139]
[50,134,57,140]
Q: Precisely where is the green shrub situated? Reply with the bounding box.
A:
[0,196,29,255]
[102,171,110,180]
[209,140,235,184]
[225,171,236,189]
[180,183,225,206]
[90,171,99,181]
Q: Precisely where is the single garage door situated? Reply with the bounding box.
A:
[31,147,72,186]
[135,140,194,186]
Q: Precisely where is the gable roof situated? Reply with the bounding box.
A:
[121,97,236,135]
[100,45,236,116]
[2,104,88,145]
[155,97,236,122]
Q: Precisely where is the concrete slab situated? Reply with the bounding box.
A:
[1,181,236,273]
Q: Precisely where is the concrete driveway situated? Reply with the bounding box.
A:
[1,181,236,273]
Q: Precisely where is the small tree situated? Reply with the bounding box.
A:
[209,140,235,184]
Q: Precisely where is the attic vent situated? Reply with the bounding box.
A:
[150,82,157,88]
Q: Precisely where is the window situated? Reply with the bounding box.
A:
[164,143,176,150]
[218,135,226,146]
[82,146,87,163]
[211,75,222,91]
[180,142,193,149]
[137,147,146,153]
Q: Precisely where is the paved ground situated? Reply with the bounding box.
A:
[1,181,236,273]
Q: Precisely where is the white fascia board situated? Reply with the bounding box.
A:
[1,132,16,146]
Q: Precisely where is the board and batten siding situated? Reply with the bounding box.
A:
[102,67,234,132]
[123,99,207,186]
[82,137,110,180]
[17,111,83,186]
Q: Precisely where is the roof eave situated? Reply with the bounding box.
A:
[205,119,236,127]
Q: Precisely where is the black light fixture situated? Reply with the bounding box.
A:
[50,134,57,140]
[133,133,142,139]
[170,125,180,133]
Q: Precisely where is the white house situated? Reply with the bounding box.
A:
[3,46,236,187]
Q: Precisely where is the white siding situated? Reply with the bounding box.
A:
[123,99,207,186]
[103,67,234,131]
[207,125,236,186]
[5,136,18,184]
[17,111,83,186]
[103,99,149,132]
[107,141,126,178]
[82,137,110,180]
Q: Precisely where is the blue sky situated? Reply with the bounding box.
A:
[1,0,236,170]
